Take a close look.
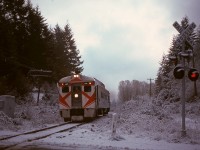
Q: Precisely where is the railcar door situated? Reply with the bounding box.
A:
[95,86,99,108]
[71,84,82,108]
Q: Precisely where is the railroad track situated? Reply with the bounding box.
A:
[0,122,85,150]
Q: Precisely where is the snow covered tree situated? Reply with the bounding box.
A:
[155,53,172,95]
[64,24,83,74]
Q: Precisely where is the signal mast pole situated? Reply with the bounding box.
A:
[181,42,186,136]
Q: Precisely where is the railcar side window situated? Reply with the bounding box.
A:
[62,86,69,93]
[101,92,105,99]
[84,86,91,92]
[101,92,109,99]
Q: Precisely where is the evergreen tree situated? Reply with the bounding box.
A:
[24,3,51,69]
[195,26,200,66]
[155,54,171,94]
[53,24,83,79]
[0,0,31,96]
[53,25,71,78]
[64,24,83,74]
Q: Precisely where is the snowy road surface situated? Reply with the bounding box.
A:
[1,99,200,150]
[1,125,200,150]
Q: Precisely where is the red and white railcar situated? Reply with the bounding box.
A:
[57,73,110,121]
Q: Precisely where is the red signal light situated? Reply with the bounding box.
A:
[191,73,197,78]
[188,68,199,81]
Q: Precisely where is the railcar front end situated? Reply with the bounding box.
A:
[57,74,99,121]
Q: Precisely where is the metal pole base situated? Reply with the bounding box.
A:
[181,130,186,137]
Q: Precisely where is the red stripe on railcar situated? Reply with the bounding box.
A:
[82,91,96,108]
[59,92,71,108]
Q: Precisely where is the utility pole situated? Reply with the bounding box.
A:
[147,78,154,97]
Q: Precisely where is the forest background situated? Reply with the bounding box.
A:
[0,0,83,101]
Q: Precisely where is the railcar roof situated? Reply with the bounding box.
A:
[59,75,94,83]
[58,75,105,87]
[94,78,105,87]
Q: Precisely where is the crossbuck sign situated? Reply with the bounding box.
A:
[173,21,196,48]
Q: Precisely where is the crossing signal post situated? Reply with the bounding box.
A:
[181,53,186,137]
[172,20,198,137]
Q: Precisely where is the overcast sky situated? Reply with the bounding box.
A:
[31,0,200,97]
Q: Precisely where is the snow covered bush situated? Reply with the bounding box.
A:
[0,91,62,132]
[113,96,200,144]
[0,111,16,130]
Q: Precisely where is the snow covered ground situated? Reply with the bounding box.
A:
[0,95,200,150]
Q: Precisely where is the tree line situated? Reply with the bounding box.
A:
[0,0,83,98]
[118,80,152,101]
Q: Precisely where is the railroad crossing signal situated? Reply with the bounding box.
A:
[172,21,198,81]
[173,21,196,48]
[172,20,197,137]
[173,66,199,81]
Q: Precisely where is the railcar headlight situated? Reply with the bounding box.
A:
[74,94,79,98]
[74,74,79,78]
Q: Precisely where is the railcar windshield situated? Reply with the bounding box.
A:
[84,86,91,92]
[62,85,69,93]
[72,86,81,92]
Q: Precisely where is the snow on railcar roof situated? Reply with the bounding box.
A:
[94,78,105,87]
[58,75,105,88]
[58,74,95,83]
[81,75,95,81]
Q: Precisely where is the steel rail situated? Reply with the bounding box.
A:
[0,122,84,150]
